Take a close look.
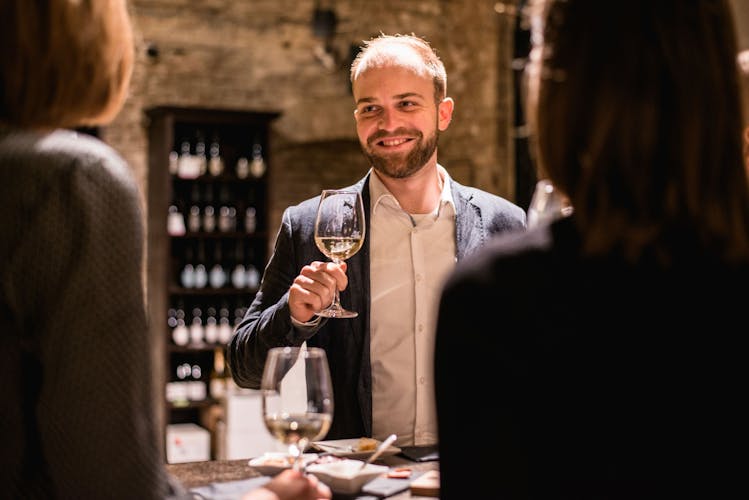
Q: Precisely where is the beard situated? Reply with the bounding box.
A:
[361,126,439,179]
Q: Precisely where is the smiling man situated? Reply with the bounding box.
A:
[227,33,526,447]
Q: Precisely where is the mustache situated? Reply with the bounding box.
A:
[367,128,422,146]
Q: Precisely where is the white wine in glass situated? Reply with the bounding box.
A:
[261,346,333,471]
[313,189,365,318]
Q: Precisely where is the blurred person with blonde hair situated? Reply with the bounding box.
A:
[0,1,329,499]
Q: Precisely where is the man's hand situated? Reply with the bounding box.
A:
[288,261,348,323]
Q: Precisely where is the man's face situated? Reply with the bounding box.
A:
[352,66,453,179]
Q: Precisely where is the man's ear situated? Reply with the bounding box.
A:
[438,97,454,131]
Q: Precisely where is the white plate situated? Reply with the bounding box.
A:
[248,452,319,475]
[307,459,389,494]
[311,438,401,460]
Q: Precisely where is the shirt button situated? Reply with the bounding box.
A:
[419,377,425,384]
[415,274,422,282]
[418,324,424,332]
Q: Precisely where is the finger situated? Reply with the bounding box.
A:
[289,283,327,316]
[301,263,338,287]
[320,262,349,292]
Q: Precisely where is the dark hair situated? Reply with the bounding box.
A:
[529,0,749,263]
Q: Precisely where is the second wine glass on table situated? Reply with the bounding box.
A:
[314,189,365,318]
[261,346,334,472]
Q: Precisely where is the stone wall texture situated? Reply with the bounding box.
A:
[105,0,520,238]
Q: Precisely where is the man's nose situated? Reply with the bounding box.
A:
[377,107,400,130]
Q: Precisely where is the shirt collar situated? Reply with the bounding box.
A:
[369,164,455,216]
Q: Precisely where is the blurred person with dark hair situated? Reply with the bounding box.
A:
[435,0,749,498]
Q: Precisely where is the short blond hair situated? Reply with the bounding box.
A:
[350,33,447,103]
[0,0,134,129]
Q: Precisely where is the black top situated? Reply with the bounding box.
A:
[435,216,747,499]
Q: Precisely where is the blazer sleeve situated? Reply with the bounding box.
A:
[227,204,324,388]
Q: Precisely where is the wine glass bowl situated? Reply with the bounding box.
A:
[314,189,365,318]
[261,346,334,471]
[527,179,573,228]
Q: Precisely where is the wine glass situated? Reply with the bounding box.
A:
[261,346,334,472]
[313,189,366,318]
[527,179,574,228]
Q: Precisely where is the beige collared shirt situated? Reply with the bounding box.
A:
[369,165,456,446]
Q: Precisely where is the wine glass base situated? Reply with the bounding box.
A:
[315,307,358,318]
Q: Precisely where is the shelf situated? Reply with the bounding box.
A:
[146,106,279,452]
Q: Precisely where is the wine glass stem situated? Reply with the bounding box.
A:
[291,438,309,472]
[330,259,343,309]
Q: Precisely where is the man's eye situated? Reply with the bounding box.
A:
[399,101,416,108]
[360,105,378,114]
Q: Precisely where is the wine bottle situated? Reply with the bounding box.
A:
[204,306,219,344]
[230,241,246,288]
[180,244,196,288]
[189,307,204,345]
[217,303,233,344]
[177,137,199,179]
[202,184,216,233]
[244,206,257,234]
[217,185,236,233]
[194,130,207,177]
[249,141,266,178]
[187,184,201,233]
[209,347,227,399]
[167,203,186,236]
[171,306,189,346]
[188,363,206,401]
[233,301,248,328]
[208,132,224,176]
[168,149,179,175]
[245,245,260,289]
[208,241,227,289]
[236,156,250,179]
[193,241,208,289]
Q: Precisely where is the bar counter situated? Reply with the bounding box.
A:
[167,454,440,499]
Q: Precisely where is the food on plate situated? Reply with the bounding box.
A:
[311,454,343,465]
[356,437,378,451]
[387,467,412,479]
[258,455,292,467]
[248,452,320,475]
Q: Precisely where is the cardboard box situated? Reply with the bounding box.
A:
[224,390,279,459]
[166,423,210,464]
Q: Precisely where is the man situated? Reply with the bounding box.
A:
[228,33,525,446]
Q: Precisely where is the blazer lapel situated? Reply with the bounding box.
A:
[453,182,485,261]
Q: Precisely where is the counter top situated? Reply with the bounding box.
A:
[167,454,439,499]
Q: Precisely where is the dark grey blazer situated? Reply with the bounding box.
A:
[228,171,526,439]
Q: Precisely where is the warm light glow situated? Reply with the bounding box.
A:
[738,50,749,74]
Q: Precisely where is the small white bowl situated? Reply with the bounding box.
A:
[306,459,389,494]
[248,452,319,476]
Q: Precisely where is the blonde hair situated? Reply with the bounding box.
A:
[0,0,134,129]
[350,33,447,103]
